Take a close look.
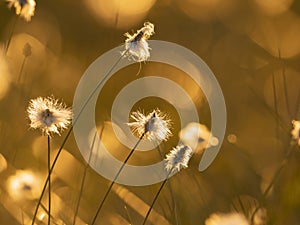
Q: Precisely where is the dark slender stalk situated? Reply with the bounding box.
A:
[31,51,128,225]
[72,128,102,225]
[272,73,280,147]
[47,135,51,225]
[231,199,239,213]
[40,203,60,225]
[294,90,300,118]
[157,144,178,225]
[250,145,294,224]
[5,15,19,54]
[282,66,291,117]
[31,127,73,225]
[278,49,291,117]
[114,0,120,29]
[90,132,145,225]
[248,86,289,133]
[142,171,171,225]
[237,195,247,217]
[17,56,27,84]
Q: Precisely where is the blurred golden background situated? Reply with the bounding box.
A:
[0,0,300,224]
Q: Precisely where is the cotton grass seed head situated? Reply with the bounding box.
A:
[7,0,36,21]
[291,120,300,146]
[27,96,72,136]
[123,22,155,62]
[165,145,193,173]
[127,109,172,142]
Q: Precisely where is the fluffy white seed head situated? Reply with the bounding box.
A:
[127,109,172,142]
[165,145,193,173]
[7,0,36,21]
[27,96,72,136]
[123,22,155,62]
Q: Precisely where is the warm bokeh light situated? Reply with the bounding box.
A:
[84,0,156,29]
[179,122,215,153]
[6,170,42,201]
[227,134,237,144]
[142,64,205,110]
[252,0,294,16]
[176,0,237,22]
[0,153,7,173]
[0,0,300,224]
[0,48,11,100]
[32,136,47,161]
[249,12,300,58]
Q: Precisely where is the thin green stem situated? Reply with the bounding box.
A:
[40,203,59,225]
[272,73,280,147]
[248,86,289,133]
[47,135,51,225]
[17,56,27,84]
[90,132,145,225]
[282,66,291,117]
[237,195,247,217]
[278,49,291,117]
[31,127,73,225]
[294,89,300,119]
[31,50,128,225]
[72,128,102,225]
[142,171,171,225]
[157,144,178,225]
[5,15,19,54]
[114,0,120,29]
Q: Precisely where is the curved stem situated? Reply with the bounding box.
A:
[90,132,145,225]
[157,144,178,225]
[31,50,128,225]
[31,127,72,225]
[142,171,171,225]
[17,56,27,84]
[278,49,291,118]
[72,127,103,225]
[5,15,19,54]
[47,135,51,225]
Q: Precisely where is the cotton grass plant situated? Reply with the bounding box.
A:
[123,21,154,62]
[142,144,193,225]
[5,0,36,54]
[90,109,172,225]
[1,1,299,224]
[27,96,71,225]
[28,21,155,225]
